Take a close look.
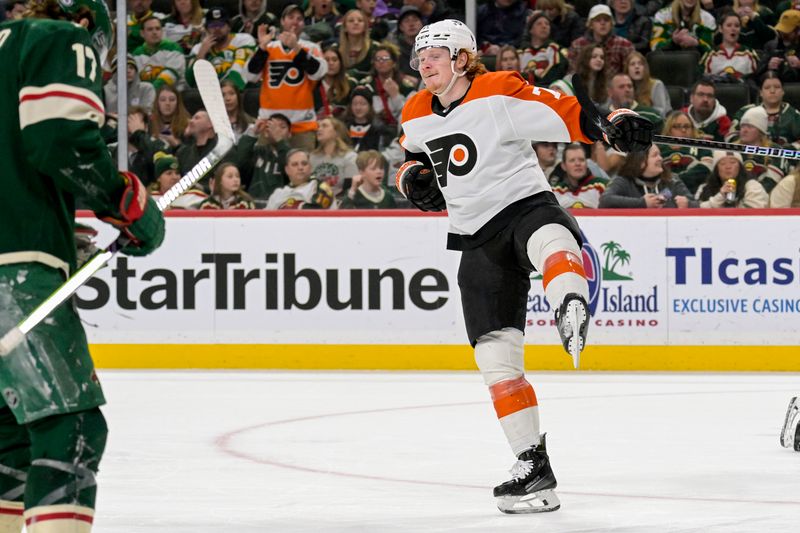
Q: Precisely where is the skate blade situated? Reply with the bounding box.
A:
[780,397,799,449]
[497,489,561,514]
[566,301,586,370]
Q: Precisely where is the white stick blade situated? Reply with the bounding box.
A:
[192,60,236,143]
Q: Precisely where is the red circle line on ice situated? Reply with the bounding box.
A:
[214,391,800,507]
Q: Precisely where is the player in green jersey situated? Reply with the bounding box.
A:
[0,0,165,531]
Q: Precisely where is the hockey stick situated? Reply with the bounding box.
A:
[570,75,800,161]
[653,134,800,162]
[0,60,236,357]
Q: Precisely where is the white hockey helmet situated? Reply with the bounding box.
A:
[410,19,477,71]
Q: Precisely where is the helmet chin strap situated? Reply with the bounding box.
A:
[433,60,467,99]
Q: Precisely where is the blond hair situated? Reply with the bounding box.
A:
[624,51,655,107]
[356,150,386,171]
[339,9,372,70]
[314,117,353,157]
[463,51,488,80]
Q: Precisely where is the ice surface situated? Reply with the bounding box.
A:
[94,371,800,532]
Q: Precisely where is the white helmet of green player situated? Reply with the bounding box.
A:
[57,0,113,66]
[410,19,477,98]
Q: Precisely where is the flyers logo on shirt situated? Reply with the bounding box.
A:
[268,61,304,87]
[425,133,477,187]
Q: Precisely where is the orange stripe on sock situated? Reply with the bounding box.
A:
[542,251,585,290]
[25,512,93,526]
[489,377,538,419]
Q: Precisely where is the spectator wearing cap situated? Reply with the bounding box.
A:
[727,107,790,192]
[569,4,634,76]
[231,0,278,41]
[343,85,394,151]
[247,3,328,151]
[229,113,293,204]
[387,5,424,81]
[127,0,167,51]
[651,0,716,53]
[132,15,187,90]
[730,71,800,148]
[162,0,205,55]
[186,7,257,90]
[104,55,157,113]
[476,0,531,56]
[610,0,653,54]
[755,9,800,84]
[696,150,768,208]
[315,46,359,120]
[148,152,207,209]
[519,12,568,87]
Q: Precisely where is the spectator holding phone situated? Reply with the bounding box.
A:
[600,144,698,208]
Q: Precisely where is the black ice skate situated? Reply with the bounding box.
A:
[780,397,800,451]
[555,293,589,369]
[494,434,560,514]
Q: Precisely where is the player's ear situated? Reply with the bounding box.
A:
[78,17,90,29]
[456,50,469,71]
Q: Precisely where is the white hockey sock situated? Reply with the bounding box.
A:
[526,224,589,309]
[24,505,94,533]
[475,329,541,455]
[489,377,541,456]
[0,500,23,533]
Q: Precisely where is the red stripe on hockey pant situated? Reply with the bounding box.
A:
[489,377,538,419]
[25,512,94,526]
[0,507,23,516]
[542,251,586,290]
[19,91,104,115]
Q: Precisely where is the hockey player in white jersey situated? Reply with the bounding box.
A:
[396,20,653,514]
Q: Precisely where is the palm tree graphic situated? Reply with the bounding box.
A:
[601,241,633,281]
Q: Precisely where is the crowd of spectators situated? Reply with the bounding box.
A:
[3,0,800,209]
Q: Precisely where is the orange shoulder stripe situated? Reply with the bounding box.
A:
[464,71,592,144]
[401,90,434,122]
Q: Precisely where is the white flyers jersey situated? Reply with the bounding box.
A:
[399,71,592,238]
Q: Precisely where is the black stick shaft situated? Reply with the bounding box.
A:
[653,135,800,161]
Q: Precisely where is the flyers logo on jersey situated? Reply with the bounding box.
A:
[268,61,304,88]
[425,133,477,187]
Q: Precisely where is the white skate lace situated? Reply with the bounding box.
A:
[509,459,534,481]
